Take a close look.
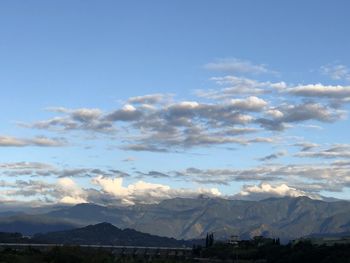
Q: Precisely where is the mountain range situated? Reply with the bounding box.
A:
[1,196,350,242]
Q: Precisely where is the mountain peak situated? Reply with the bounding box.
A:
[89,222,116,229]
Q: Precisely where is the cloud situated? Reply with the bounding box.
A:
[296,144,350,159]
[229,96,268,111]
[0,162,126,178]
[204,58,273,75]
[332,160,350,166]
[1,159,350,205]
[2,179,55,197]
[71,108,103,122]
[136,171,171,179]
[176,167,280,185]
[293,142,319,152]
[321,64,350,81]
[196,75,286,98]
[115,98,270,150]
[106,104,143,122]
[171,160,350,194]
[257,102,345,130]
[121,144,169,153]
[0,178,87,205]
[26,97,344,151]
[258,151,287,162]
[0,162,54,170]
[56,178,88,204]
[289,84,350,99]
[27,107,115,133]
[127,94,171,104]
[234,183,321,201]
[91,176,222,205]
[20,66,349,152]
[0,135,67,147]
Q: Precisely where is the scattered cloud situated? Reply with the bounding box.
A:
[22,85,347,152]
[18,62,350,153]
[321,64,350,81]
[293,142,319,152]
[204,58,274,75]
[25,107,115,133]
[122,157,136,162]
[0,135,67,147]
[258,151,287,162]
[296,144,350,159]
[1,175,330,205]
[234,183,321,201]
[127,93,172,104]
[1,157,350,205]
[289,84,350,100]
[79,176,222,206]
[0,162,126,178]
[106,104,143,122]
[196,75,286,98]
[257,102,345,130]
[57,178,88,204]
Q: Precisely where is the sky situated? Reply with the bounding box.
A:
[0,0,350,207]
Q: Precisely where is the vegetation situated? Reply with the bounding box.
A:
[0,246,192,263]
[1,240,350,262]
[0,246,114,263]
[2,227,350,262]
[196,239,350,263]
[205,232,214,248]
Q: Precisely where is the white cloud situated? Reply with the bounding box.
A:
[321,64,350,81]
[289,84,350,99]
[57,178,87,204]
[71,108,103,122]
[204,58,273,75]
[230,96,268,111]
[92,176,221,205]
[60,196,87,204]
[265,109,284,118]
[196,76,285,98]
[128,94,171,104]
[0,135,67,147]
[235,183,321,201]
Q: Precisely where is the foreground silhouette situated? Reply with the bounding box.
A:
[1,240,350,262]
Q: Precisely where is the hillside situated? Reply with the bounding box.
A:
[0,214,79,235]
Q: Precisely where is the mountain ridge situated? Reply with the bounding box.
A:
[32,222,191,247]
[0,197,350,241]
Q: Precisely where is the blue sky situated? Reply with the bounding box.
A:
[1,0,350,206]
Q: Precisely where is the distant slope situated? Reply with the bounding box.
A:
[0,214,79,235]
[33,222,189,247]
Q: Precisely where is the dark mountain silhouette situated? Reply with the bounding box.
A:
[33,222,190,247]
[0,232,29,243]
